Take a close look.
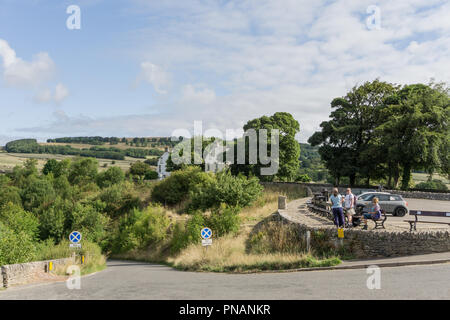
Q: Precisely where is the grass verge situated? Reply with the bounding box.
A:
[112,187,341,273]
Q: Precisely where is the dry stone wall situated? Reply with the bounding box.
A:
[1,256,75,288]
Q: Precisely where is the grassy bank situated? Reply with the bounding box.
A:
[111,186,341,272]
[38,240,107,276]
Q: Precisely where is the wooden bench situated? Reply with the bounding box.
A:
[404,210,450,232]
[372,210,387,229]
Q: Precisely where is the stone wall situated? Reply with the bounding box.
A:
[276,209,450,258]
[261,182,450,200]
[383,189,450,201]
[1,256,75,288]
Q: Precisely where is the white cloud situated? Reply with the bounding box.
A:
[181,84,216,104]
[135,61,170,94]
[0,38,69,104]
[54,83,70,103]
[34,83,70,104]
[0,39,55,87]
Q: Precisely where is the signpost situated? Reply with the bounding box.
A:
[201,227,212,248]
[69,231,82,248]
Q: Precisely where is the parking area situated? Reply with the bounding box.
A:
[378,198,450,231]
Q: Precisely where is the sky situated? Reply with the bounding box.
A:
[0,0,449,145]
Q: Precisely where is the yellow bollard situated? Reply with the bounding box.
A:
[48,261,53,272]
[81,255,85,264]
[338,228,344,239]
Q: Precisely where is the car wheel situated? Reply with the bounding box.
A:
[395,207,407,217]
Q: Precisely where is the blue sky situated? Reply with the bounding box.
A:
[0,0,449,144]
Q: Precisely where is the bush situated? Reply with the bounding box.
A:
[189,170,263,211]
[0,202,39,240]
[151,167,214,206]
[107,206,171,253]
[21,176,56,212]
[415,179,448,191]
[144,170,159,180]
[97,166,125,188]
[207,204,241,237]
[68,158,98,185]
[170,212,207,254]
[0,223,37,265]
[98,182,141,216]
[295,174,312,183]
[0,185,22,208]
[132,206,171,247]
[71,203,110,243]
[39,197,68,241]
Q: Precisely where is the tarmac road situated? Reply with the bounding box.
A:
[0,260,449,300]
[404,198,450,212]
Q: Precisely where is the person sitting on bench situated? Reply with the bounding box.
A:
[362,197,381,230]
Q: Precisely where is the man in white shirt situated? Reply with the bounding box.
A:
[344,188,356,227]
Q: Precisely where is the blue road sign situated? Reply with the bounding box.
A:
[69,231,82,244]
[201,227,212,240]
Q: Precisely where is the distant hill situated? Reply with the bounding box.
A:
[5,138,165,160]
[298,143,330,182]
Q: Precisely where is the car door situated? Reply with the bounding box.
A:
[377,194,392,213]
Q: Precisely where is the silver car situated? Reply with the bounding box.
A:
[356,192,409,217]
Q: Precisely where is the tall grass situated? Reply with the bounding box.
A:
[168,234,339,272]
[36,240,106,276]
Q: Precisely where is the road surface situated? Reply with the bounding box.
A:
[0,260,449,299]
[405,198,450,211]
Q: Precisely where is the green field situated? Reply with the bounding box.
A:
[0,151,149,173]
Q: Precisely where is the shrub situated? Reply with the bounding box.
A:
[98,182,141,216]
[132,206,171,247]
[295,174,312,183]
[0,202,39,239]
[21,176,56,212]
[70,203,110,243]
[97,166,125,188]
[107,206,171,253]
[42,159,59,175]
[207,204,241,237]
[170,212,207,254]
[144,170,159,180]
[415,179,448,191]
[0,223,37,265]
[0,185,22,208]
[39,197,67,241]
[151,167,214,206]
[189,170,263,211]
[68,158,98,185]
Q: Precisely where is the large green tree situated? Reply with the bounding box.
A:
[375,82,449,189]
[231,112,300,181]
[309,80,397,185]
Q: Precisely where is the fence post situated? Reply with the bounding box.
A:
[278,195,287,210]
[306,230,311,253]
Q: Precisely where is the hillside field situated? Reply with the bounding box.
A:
[0,151,151,173]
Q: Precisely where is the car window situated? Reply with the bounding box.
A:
[378,195,390,201]
[390,195,401,201]
[359,194,374,200]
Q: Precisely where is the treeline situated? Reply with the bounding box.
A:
[5,139,163,160]
[47,136,179,148]
[47,136,120,145]
[309,80,449,190]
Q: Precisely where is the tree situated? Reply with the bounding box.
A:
[129,161,152,181]
[309,80,397,185]
[21,176,56,212]
[376,83,449,189]
[231,112,300,181]
[42,159,58,175]
[68,158,98,185]
[97,166,125,188]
